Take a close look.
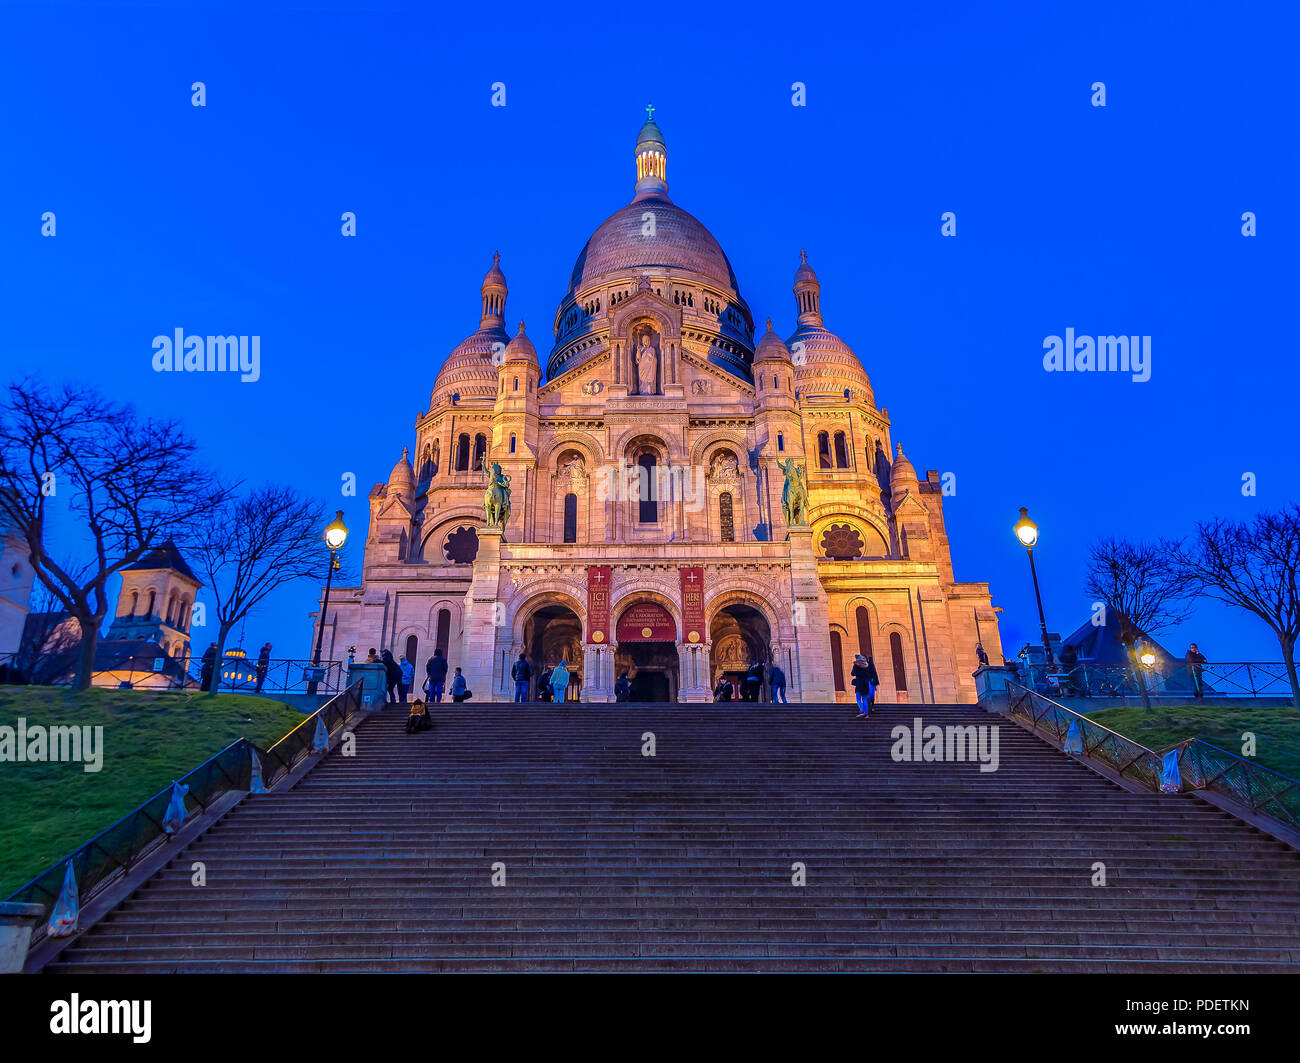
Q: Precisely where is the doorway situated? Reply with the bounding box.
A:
[615,641,678,702]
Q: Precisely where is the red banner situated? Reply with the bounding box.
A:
[680,566,705,645]
[615,601,676,642]
[587,566,611,644]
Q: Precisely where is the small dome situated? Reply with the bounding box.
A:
[483,250,506,288]
[794,248,818,286]
[890,444,918,487]
[388,447,414,493]
[503,321,537,363]
[754,319,792,364]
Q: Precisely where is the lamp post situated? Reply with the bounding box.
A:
[308,510,348,694]
[1013,507,1054,670]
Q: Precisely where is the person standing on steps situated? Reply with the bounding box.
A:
[511,652,532,703]
[425,649,448,703]
[398,654,414,703]
[615,672,632,702]
[450,667,472,702]
[381,649,402,704]
[537,664,553,703]
[1186,643,1207,699]
[743,661,764,702]
[769,662,787,703]
[550,659,570,703]
[851,654,879,718]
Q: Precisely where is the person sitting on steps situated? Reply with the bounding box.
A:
[405,699,431,734]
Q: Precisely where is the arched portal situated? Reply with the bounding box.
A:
[523,603,583,701]
[613,600,679,702]
[709,603,773,700]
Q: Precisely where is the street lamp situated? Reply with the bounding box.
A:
[309,510,348,694]
[1013,507,1055,669]
[1139,648,1157,669]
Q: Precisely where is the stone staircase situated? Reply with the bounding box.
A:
[43,702,1300,972]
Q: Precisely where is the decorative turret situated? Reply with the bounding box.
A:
[793,249,822,327]
[754,319,792,365]
[494,321,540,460]
[501,320,538,366]
[480,251,507,329]
[387,446,415,497]
[889,443,919,508]
[633,103,669,203]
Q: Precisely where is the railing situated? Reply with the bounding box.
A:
[1015,660,1294,700]
[4,679,366,951]
[0,652,347,696]
[1006,681,1300,835]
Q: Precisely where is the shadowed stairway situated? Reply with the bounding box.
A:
[43,702,1300,972]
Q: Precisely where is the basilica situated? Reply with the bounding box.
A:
[309,112,1003,703]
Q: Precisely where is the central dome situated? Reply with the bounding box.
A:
[565,200,741,300]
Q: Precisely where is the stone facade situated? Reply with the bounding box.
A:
[309,113,1003,703]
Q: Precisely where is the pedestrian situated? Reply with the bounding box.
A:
[200,642,217,692]
[537,666,553,702]
[405,699,431,734]
[255,642,271,693]
[615,672,632,702]
[850,653,879,718]
[365,647,380,664]
[511,652,531,703]
[450,667,472,702]
[1186,643,1207,699]
[975,643,989,668]
[550,659,570,703]
[425,649,448,703]
[398,654,414,703]
[381,649,402,704]
[769,662,787,703]
[714,675,732,702]
[743,661,764,702]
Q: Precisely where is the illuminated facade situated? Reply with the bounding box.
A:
[309,113,1003,703]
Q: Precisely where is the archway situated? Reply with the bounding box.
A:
[613,600,679,702]
[709,603,773,700]
[523,602,583,701]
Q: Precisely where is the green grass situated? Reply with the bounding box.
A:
[1086,703,1300,780]
[0,686,308,896]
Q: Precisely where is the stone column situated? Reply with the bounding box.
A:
[582,643,614,702]
[677,641,711,702]
[461,527,504,702]
[787,526,836,702]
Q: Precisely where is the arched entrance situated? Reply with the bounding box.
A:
[709,603,773,700]
[613,600,679,702]
[523,602,582,701]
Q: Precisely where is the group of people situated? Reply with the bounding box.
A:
[712,661,788,703]
[513,653,570,703]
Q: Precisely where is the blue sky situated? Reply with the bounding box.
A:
[1,0,1296,662]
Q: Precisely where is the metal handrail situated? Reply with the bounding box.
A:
[1014,659,1296,700]
[4,679,366,950]
[1006,681,1300,832]
[0,652,346,695]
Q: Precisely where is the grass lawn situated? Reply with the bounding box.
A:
[1086,703,1300,780]
[0,686,308,896]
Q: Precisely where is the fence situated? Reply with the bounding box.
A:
[4,679,366,952]
[1015,659,1295,701]
[1006,681,1300,833]
[0,652,347,696]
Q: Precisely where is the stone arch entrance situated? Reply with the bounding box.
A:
[613,599,679,702]
[523,602,583,701]
[709,603,773,700]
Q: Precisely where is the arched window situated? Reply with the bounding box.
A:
[563,493,578,543]
[472,434,487,469]
[129,591,139,616]
[146,590,156,617]
[513,376,519,392]
[889,631,908,692]
[431,440,440,477]
[777,433,784,452]
[418,445,432,481]
[817,432,832,469]
[405,634,418,664]
[833,431,850,468]
[435,609,451,656]
[509,434,516,454]
[830,630,846,691]
[855,606,873,659]
[455,434,470,471]
[718,492,735,542]
[637,454,657,524]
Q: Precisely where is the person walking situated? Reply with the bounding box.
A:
[550,660,570,703]
[398,654,414,703]
[450,667,472,702]
[537,665,553,703]
[1186,643,1207,699]
[425,649,448,703]
[511,652,532,703]
[255,642,272,693]
[743,661,764,702]
[381,649,402,704]
[850,654,879,718]
[615,672,632,702]
[199,642,217,692]
[769,662,787,703]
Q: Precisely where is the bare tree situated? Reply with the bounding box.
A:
[188,485,328,693]
[0,381,231,689]
[1174,506,1300,709]
[1084,537,1193,708]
